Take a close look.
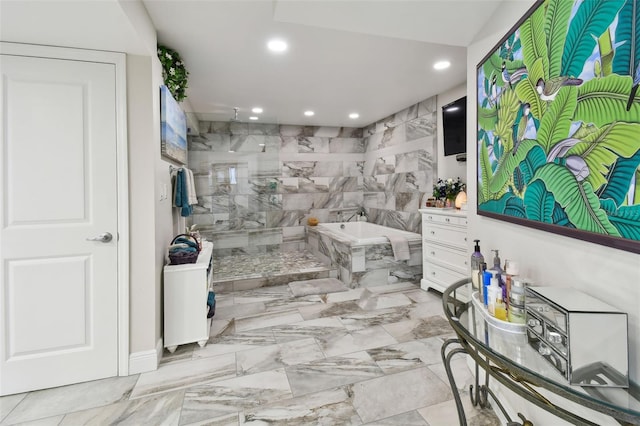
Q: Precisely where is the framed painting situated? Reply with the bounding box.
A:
[160,85,187,164]
[477,0,640,254]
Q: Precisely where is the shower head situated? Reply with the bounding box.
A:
[230,107,240,122]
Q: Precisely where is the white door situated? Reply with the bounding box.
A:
[0,51,119,395]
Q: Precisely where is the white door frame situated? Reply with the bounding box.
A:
[1,42,130,377]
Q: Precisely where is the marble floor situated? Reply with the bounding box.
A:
[0,282,500,425]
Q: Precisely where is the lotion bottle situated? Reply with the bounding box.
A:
[470,240,484,290]
[487,271,500,316]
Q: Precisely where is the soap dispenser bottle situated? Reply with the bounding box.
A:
[470,240,484,290]
[491,249,504,286]
[491,250,503,275]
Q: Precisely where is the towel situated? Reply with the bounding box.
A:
[384,234,411,261]
[185,168,198,205]
[173,169,193,217]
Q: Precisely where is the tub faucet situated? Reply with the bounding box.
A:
[337,211,343,222]
[346,207,368,222]
[346,208,366,222]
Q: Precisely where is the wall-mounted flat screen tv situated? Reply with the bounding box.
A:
[442,96,467,156]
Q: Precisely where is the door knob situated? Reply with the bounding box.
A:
[86,232,113,243]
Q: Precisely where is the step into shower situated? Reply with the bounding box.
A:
[211,249,337,293]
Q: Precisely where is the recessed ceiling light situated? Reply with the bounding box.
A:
[434,60,451,70]
[229,150,235,153]
[349,113,359,119]
[304,110,315,116]
[267,39,288,53]
[249,116,259,120]
[252,107,263,114]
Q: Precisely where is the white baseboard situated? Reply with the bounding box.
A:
[128,338,163,374]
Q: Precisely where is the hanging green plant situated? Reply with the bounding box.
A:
[157,44,189,102]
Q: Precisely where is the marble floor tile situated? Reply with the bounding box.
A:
[316,325,397,358]
[262,295,324,313]
[208,330,276,346]
[0,393,26,423]
[285,351,384,397]
[242,387,362,425]
[2,375,139,425]
[214,293,234,307]
[270,317,347,343]
[231,286,293,305]
[366,282,419,294]
[367,338,444,374]
[59,389,184,426]
[297,300,364,321]
[350,367,452,423]
[233,310,304,332]
[161,343,197,365]
[180,369,292,425]
[209,318,233,338]
[130,354,237,399]
[4,416,64,426]
[5,277,503,426]
[235,338,325,376]
[405,300,447,320]
[364,410,427,425]
[182,412,239,426]
[417,390,500,426]
[429,356,475,392]
[323,287,366,303]
[338,306,414,331]
[214,301,266,321]
[404,288,441,304]
[357,291,413,311]
[381,316,453,342]
[201,330,278,359]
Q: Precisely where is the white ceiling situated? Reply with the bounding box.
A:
[144,0,504,127]
[1,0,505,128]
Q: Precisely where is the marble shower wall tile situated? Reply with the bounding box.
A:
[189,97,435,255]
[329,137,365,153]
[359,96,437,231]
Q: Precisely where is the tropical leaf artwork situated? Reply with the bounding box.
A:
[477,0,640,252]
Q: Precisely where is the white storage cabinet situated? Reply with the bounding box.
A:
[419,208,469,293]
[163,241,214,353]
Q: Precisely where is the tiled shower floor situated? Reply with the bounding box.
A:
[211,250,334,289]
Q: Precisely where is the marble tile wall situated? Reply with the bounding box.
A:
[362,97,438,234]
[187,96,437,255]
[188,123,364,256]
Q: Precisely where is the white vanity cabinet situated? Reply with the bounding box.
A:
[163,241,214,353]
[419,208,469,293]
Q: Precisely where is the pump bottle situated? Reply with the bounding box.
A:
[470,240,484,289]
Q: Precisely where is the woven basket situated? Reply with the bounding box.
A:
[168,234,200,265]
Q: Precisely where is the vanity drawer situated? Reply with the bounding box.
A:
[423,224,467,248]
[423,213,467,227]
[423,262,467,288]
[424,242,467,273]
